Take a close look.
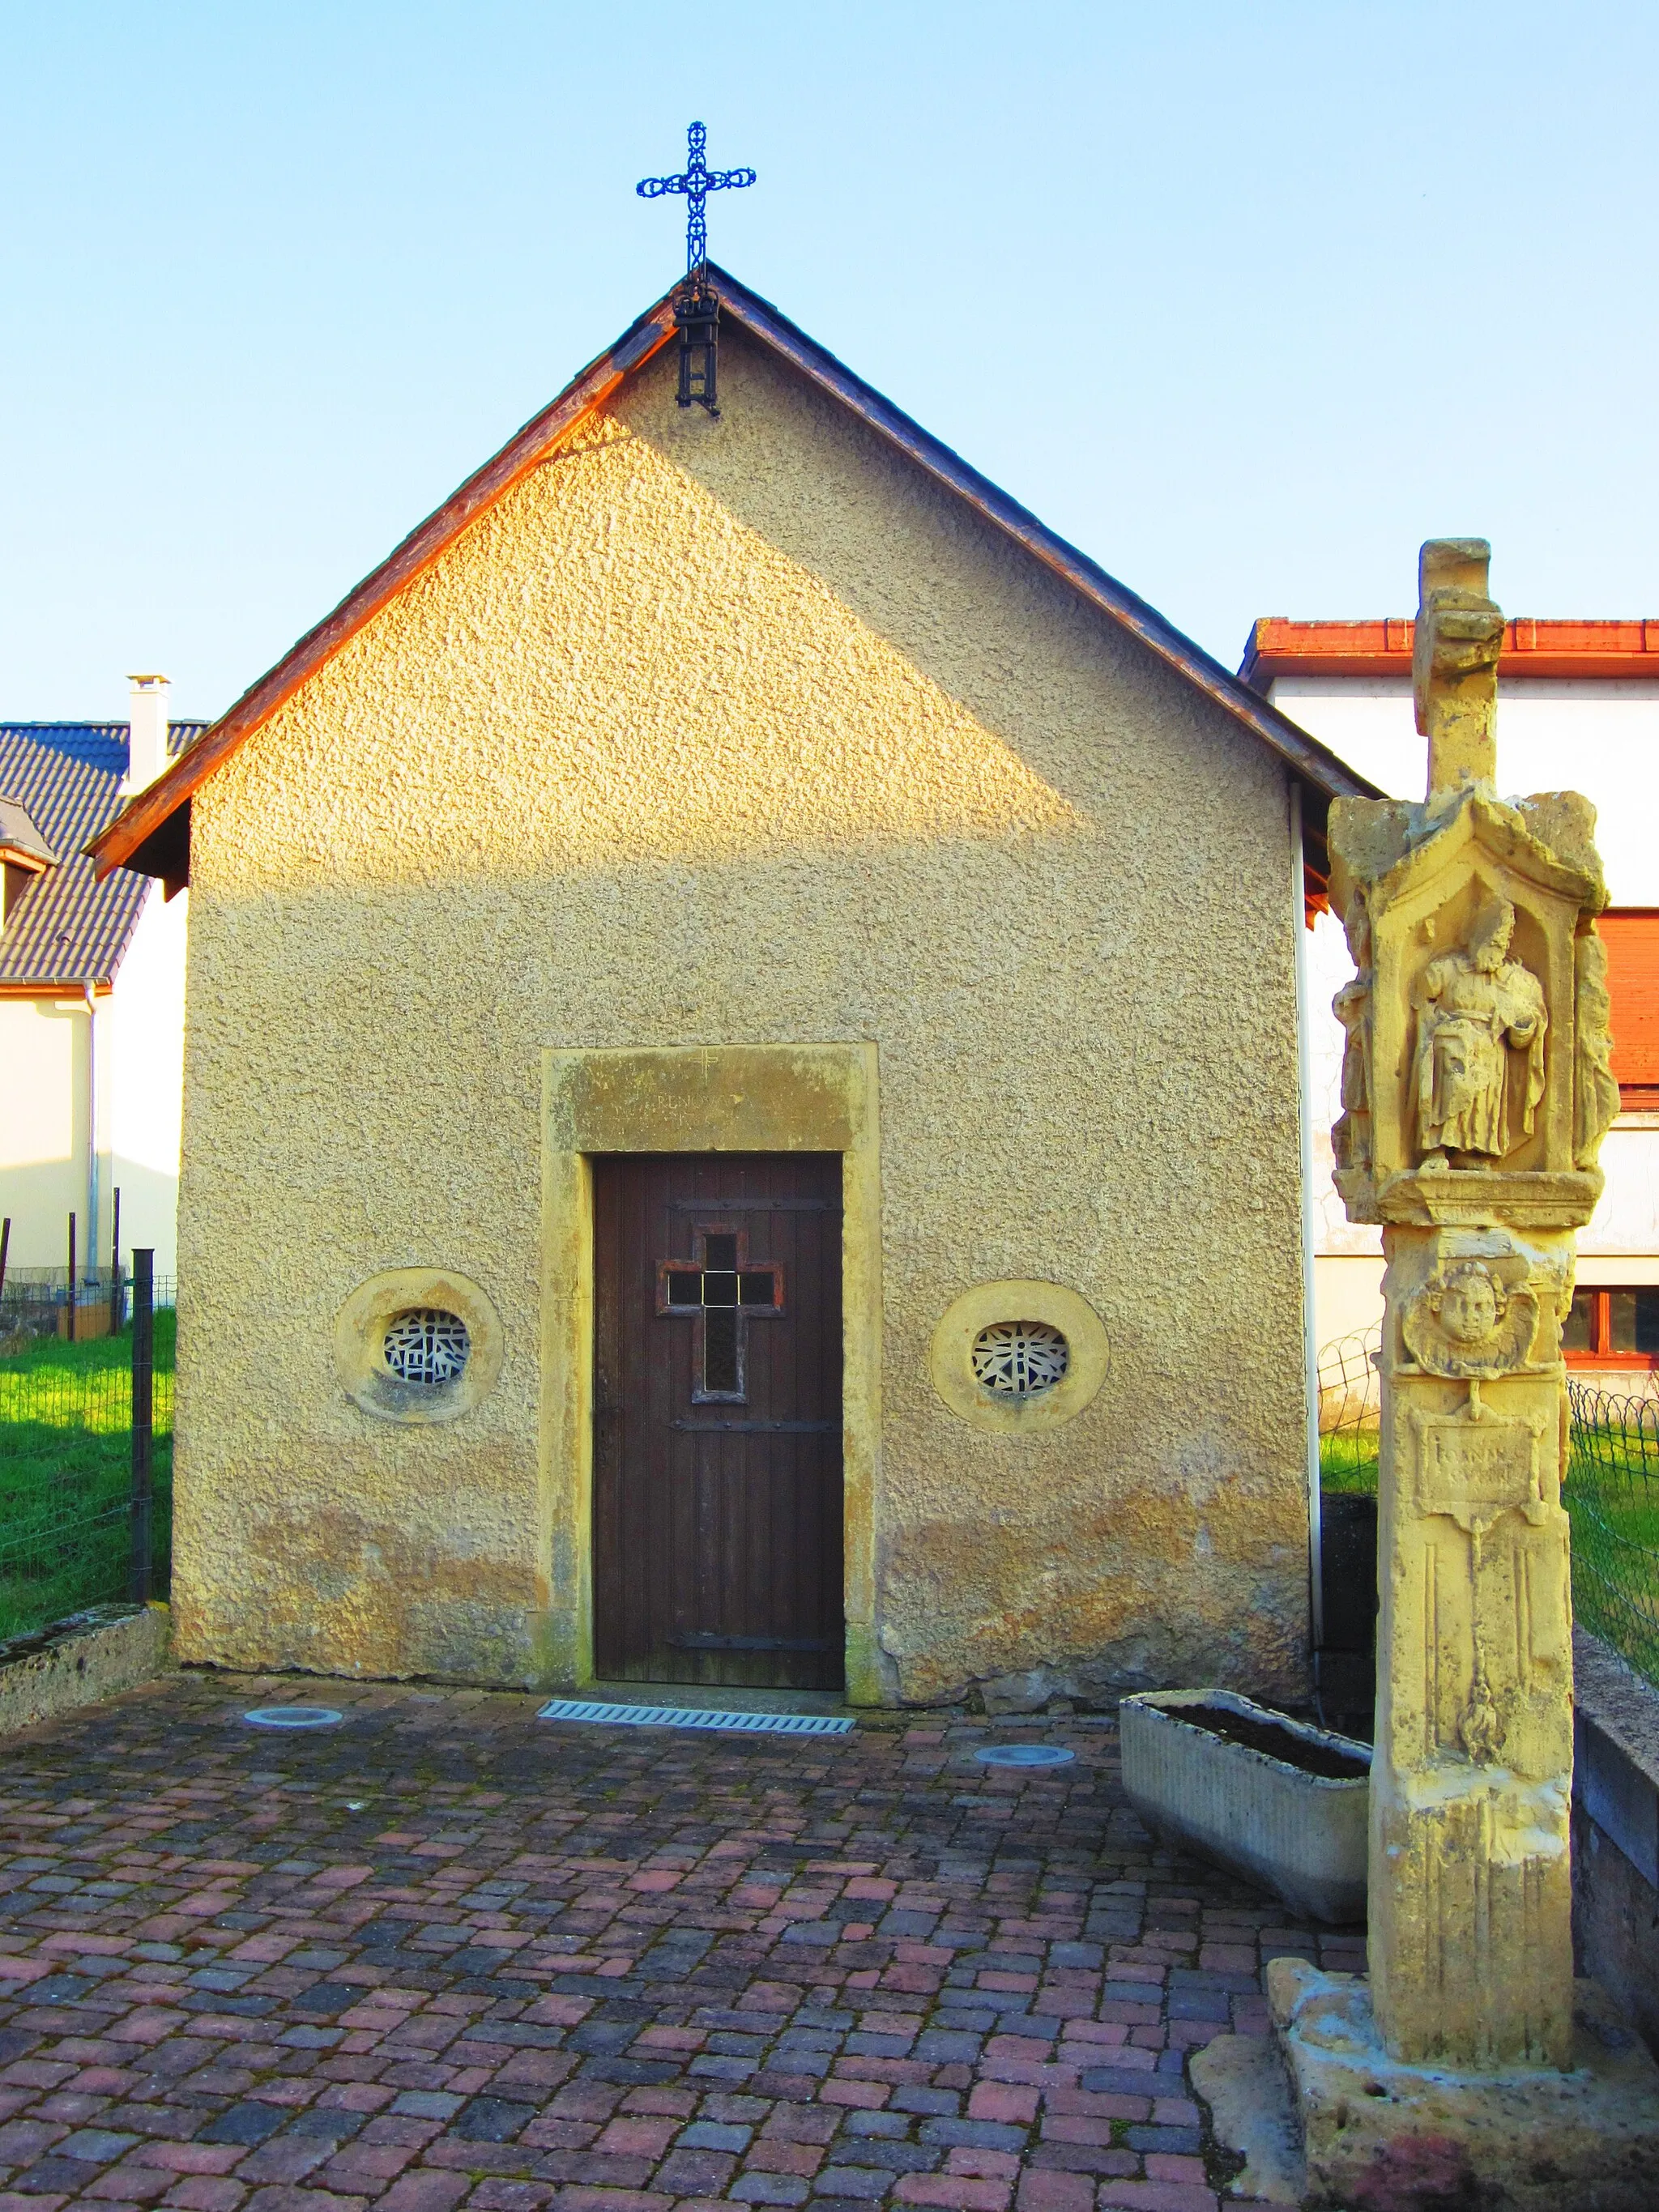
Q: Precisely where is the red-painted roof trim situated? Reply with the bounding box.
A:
[1242,616,1659,690]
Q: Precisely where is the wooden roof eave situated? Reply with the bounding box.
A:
[0,842,53,876]
[0,978,116,1000]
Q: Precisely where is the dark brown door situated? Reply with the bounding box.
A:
[592,1153,844,1690]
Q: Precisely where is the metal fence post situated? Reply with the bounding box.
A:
[67,1211,77,1345]
[130,1249,154,1605]
[110,1187,122,1336]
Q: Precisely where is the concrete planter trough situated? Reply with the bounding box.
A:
[1120,1688,1370,1924]
[0,1604,170,1739]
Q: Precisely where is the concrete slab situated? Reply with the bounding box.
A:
[1188,2031,1307,2202]
[1269,1957,1659,2211]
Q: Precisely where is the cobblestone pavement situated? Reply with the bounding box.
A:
[0,1677,1364,2212]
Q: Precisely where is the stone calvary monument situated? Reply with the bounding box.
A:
[1269,543,1659,2207]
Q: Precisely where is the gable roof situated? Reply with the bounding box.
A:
[90,268,1378,887]
[0,722,207,991]
[0,795,55,869]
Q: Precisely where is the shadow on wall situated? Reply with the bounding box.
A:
[616,326,1277,835]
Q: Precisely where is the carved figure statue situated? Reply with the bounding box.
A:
[1414,894,1547,1166]
[1460,1652,1504,1764]
[1574,928,1621,1169]
[1332,897,1373,1170]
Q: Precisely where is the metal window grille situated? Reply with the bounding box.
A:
[971,1321,1069,1397]
[382,1309,470,1386]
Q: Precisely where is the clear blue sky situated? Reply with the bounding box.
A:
[3,2,1655,722]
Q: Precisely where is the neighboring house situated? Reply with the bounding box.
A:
[1243,617,1659,1389]
[91,267,1375,1703]
[0,680,203,1294]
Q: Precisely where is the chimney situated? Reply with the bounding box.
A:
[125,673,171,793]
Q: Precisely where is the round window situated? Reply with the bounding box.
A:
[931,1281,1106,1433]
[971,1319,1069,1399]
[382,1308,471,1387]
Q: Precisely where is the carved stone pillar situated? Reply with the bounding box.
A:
[1329,539,1614,2066]
[1261,542,1659,2208]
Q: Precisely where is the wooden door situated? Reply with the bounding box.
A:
[591,1153,844,1690]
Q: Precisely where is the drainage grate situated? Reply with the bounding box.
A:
[244,1707,344,1729]
[537,1699,856,1737]
[975,1742,1075,1767]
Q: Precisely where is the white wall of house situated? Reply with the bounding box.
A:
[0,886,185,1279]
[0,994,83,1269]
[104,885,186,1280]
[1277,674,1659,1352]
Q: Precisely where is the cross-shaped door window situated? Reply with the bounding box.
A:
[657,1227,784,1402]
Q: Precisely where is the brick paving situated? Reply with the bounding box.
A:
[0,1677,1365,2212]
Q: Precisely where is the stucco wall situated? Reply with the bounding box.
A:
[173,326,1311,1704]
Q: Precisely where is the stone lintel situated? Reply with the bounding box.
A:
[1269,1958,1659,2212]
[1334,1165,1602,1231]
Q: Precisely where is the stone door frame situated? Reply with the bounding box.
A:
[539,1042,883,1704]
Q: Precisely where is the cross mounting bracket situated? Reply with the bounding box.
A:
[636,121,756,416]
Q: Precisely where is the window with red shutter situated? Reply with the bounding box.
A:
[1599,910,1659,1110]
[1563,1285,1659,1367]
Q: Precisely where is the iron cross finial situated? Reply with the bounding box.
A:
[637,121,756,281]
[636,123,756,418]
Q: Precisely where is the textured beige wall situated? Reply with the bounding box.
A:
[173,324,1310,1703]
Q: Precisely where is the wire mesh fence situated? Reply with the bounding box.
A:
[1567,1382,1659,1689]
[1312,1328,1383,1731]
[1317,1324,1382,1495]
[0,1289,173,1642]
[1311,1331,1659,1690]
[0,1267,177,1348]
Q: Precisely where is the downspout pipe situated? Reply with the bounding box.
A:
[1290,782,1324,1652]
[83,982,99,1297]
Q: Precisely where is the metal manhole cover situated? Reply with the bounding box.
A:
[974,1742,1075,1767]
[244,1707,344,1729]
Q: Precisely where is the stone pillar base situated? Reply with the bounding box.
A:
[1267,1958,1659,2211]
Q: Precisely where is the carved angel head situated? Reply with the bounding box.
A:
[1402,1258,1537,1378]
[1434,1262,1503,1346]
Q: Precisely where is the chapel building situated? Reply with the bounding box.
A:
[94,271,1373,1707]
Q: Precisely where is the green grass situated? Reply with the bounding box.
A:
[0,1311,174,1640]
[1320,1425,1380,1497]
[1567,1414,1659,1687]
[1316,1400,1659,1690]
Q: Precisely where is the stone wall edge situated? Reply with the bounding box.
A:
[0,1605,173,1739]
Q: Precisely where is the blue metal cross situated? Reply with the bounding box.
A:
[637,121,756,280]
